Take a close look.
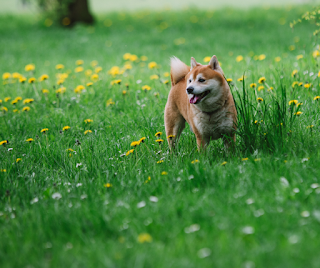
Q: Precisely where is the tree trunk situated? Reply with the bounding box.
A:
[66,0,94,26]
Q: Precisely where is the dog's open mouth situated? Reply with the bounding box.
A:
[189,90,210,104]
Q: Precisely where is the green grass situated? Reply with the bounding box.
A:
[1,5,320,268]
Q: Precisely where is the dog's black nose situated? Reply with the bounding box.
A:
[187,87,194,94]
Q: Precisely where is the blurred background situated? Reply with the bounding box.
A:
[0,0,318,14]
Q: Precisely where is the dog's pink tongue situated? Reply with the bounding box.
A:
[190,95,200,104]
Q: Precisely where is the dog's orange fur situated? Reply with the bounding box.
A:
[164,55,237,150]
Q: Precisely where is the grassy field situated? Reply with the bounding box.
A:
[1,5,320,268]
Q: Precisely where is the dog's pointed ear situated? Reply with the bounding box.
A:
[190,57,198,70]
[209,55,224,73]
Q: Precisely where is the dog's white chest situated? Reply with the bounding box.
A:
[192,108,234,140]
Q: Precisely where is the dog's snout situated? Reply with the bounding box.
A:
[187,87,194,94]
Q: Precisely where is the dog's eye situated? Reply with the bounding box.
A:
[188,79,192,83]
[198,78,205,82]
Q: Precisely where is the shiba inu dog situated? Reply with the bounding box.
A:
[164,55,237,150]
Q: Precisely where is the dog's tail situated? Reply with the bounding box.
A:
[170,57,190,86]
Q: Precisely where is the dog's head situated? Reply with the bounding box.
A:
[186,55,226,110]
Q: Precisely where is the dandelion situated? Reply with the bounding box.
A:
[26,138,34,143]
[137,233,152,243]
[191,159,200,164]
[236,55,243,62]
[268,87,274,91]
[84,119,93,124]
[28,77,36,84]
[203,56,211,63]
[221,161,227,166]
[56,64,64,70]
[76,60,84,65]
[13,109,19,113]
[294,111,303,116]
[314,96,320,101]
[161,171,168,175]
[0,169,6,172]
[139,137,146,143]
[150,74,159,80]
[141,55,148,61]
[0,140,8,146]
[19,77,26,83]
[163,72,170,77]
[2,72,11,80]
[226,78,233,82]
[86,82,93,87]
[237,75,246,82]
[154,92,159,97]
[56,87,66,94]
[155,132,162,137]
[39,74,49,81]
[157,160,164,164]
[130,141,140,147]
[123,53,131,60]
[4,97,10,102]
[22,106,30,112]
[108,66,120,76]
[85,70,92,76]
[289,45,295,51]
[129,54,138,62]
[123,63,132,70]
[141,85,151,92]
[258,77,266,84]
[75,66,84,73]
[12,72,21,79]
[84,130,92,135]
[307,125,314,129]
[148,62,157,69]
[106,99,115,106]
[289,100,298,105]
[1,107,8,112]
[292,81,298,88]
[258,86,264,91]
[304,83,311,89]
[257,97,263,103]
[104,183,112,188]
[63,126,70,131]
[126,149,134,156]
[41,128,49,134]
[254,158,261,162]
[25,64,35,71]
[16,158,22,163]
[250,83,256,88]
[110,79,121,85]
[156,139,163,144]
[91,74,99,81]
[296,54,303,60]
[313,50,320,58]
[274,56,281,62]
[57,79,64,85]
[42,89,49,94]
[291,70,298,77]
[258,54,266,60]
[242,158,249,161]
[167,135,175,140]
[11,99,18,105]
[122,90,127,96]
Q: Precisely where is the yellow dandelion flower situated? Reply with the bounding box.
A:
[104,182,112,188]
[55,64,64,70]
[28,77,36,84]
[191,159,200,164]
[91,60,98,67]
[1,107,8,112]
[141,55,148,61]
[39,74,49,81]
[131,141,140,147]
[4,97,11,102]
[26,138,34,143]
[236,55,243,62]
[289,45,295,51]
[85,69,92,76]
[22,106,30,112]
[167,135,175,140]
[148,62,157,69]
[291,70,298,77]
[13,109,19,113]
[203,56,211,63]
[2,72,11,80]
[126,149,134,156]
[163,72,170,77]
[257,97,263,102]
[254,158,261,162]
[0,169,6,172]
[258,86,264,91]
[161,171,168,175]
[250,83,257,88]
[110,79,121,85]
[123,53,131,60]
[75,66,84,73]
[142,85,151,91]
[296,54,303,60]
[157,160,164,164]
[258,54,266,60]
[226,78,233,82]
[314,96,320,101]
[106,99,115,107]
[25,64,35,71]
[41,128,49,133]
[95,66,102,73]
[0,140,8,146]
[307,125,314,129]
[74,85,85,94]
[76,60,84,65]
[57,79,64,85]
[84,130,92,135]
[91,74,99,81]
[258,77,266,84]
[108,66,120,76]
[84,119,93,124]
[19,77,26,83]
[304,83,311,88]
[274,57,281,62]
[156,139,163,144]
[42,89,49,94]
[123,63,132,70]
[313,50,320,58]
[292,81,298,88]
[129,54,138,62]
[221,161,227,166]
[268,87,274,91]
[242,158,249,161]
[150,74,159,80]
[137,233,152,243]
[86,82,93,87]
[237,76,246,82]
[289,100,298,105]
[11,99,18,105]
[294,111,302,116]
[12,72,22,79]
[56,87,66,94]
[155,132,162,137]
[63,126,70,131]
[16,158,22,163]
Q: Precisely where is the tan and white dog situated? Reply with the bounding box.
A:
[164,55,237,150]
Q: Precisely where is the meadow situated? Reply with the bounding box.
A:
[1,5,320,268]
